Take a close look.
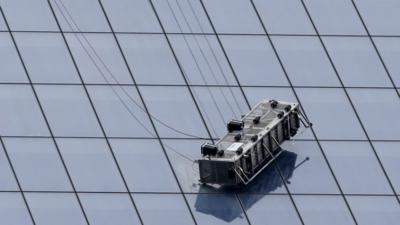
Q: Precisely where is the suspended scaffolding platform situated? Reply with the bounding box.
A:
[198,99,311,186]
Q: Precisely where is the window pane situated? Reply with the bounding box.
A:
[14,33,80,84]
[117,34,185,85]
[296,88,366,140]
[153,0,212,33]
[373,142,400,194]
[0,0,58,31]
[0,85,49,136]
[0,143,18,191]
[65,33,133,84]
[35,85,102,137]
[303,0,365,35]
[0,33,28,83]
[169,34,238,85]
[239,194,301,225]
[0,193,33,225]
[134,194,195,225]
[26,193,86,225]
[87,85,155,138]
[109,139,179,192]
[51,0,110,32]
[354,0,400,35]
[271,36,340,87]
[293,195,355,225]
[139,86,209,138]
[186,193,249,225]
[279,141,339,194]
[323,37,392,87]
[220,35,289,86]
[348,196,400,225]
[101,0,161,32]
[3,138,72,191]
[80,193,141,225]
[348,89,400,140]
[244,87,313,140]
[56,138,126,192]
[254,0,314,35]
[321,141,392,194]
[373,37,400,87]
[192,87,248,138]
[202,0,263,34]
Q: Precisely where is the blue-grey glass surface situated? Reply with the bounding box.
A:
[14,32,81,84]
[35,85,103,137]
[26,193,87,225]
[50,0,110,32]
[303,0,365,35]
[65,33,133,84]
[3,138,72,191]
[348,196,400,225]
[80,193,141,225]
[293,195,355,225]
[87,85,155,138]
[186,193,249,225]
[253,0,314,35]
[373,142,400,194]
[296,88,366,140]
[0,193,33,225]
[0,85,49,136]
[348,89,400,140]
[139,86,209,138]
[0,143,18,191]
[1,1,400,225]
[109,139,179,192]
[240,194,301,225]
[101,0,161,33]
[168,34,238,85]
[373,37,400,87]
[220,35,289,86]
[321,141,392,194]
[271,36,340,86]
[134,194,195,225]
[0,0,58,31]
[322,37,392,87]
[202,0,263,34]
[0,33,28,83]
[56,138,126,192]
[117,34,185,85]
[354,0,400,35]
[153,0,212,33]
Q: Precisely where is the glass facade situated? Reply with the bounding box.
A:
[0,0,399,225]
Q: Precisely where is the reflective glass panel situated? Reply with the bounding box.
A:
[56,138,126,192]
[373,37,400,87]
[0,143,18,191]
[0,193,33,225]
[0,33,28,83]
[373,142,400,194]
[134,194,195,225]
[322,141,392,194]
[35,85,103,137]
[220,35,289,86]
[14,33,80,84]
[0,85,49,136]
[3,138,72,191]
[109,139,179,192]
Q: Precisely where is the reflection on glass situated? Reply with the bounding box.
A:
[193,150,298,222]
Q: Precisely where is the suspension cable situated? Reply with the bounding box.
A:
[53,0,199,163]
[165,0,228,127]
[180,0,244,115]
[54,0,206,140]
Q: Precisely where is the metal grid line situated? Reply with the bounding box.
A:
[249,1,363,224]
[299,0,400,206]
[0,5,91,225]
